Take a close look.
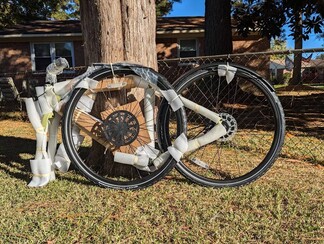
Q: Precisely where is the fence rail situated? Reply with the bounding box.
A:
[0,48,323,164]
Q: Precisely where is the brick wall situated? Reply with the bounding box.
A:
[0,42,32,73]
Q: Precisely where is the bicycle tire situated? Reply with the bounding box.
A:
[62,64,186,189]
[158,63,285,187]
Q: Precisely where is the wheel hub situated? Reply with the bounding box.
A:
[102,110,140,147]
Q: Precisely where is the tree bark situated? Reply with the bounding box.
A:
[205,0,233,55]
[80,0,157,69]
[79,0,157,177]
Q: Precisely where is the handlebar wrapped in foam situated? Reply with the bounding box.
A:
[46,58,69,75]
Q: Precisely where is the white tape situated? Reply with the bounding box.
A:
[160,89,184,112]
[218,64,237,84]
[167,133,188,162]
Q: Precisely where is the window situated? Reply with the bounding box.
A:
[31,42,74,71]
[179,39,198,58]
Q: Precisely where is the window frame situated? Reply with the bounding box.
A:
[177,38,199,58]
[30,42,75,72]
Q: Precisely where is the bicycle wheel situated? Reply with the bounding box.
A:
[62,63,186,189]
[159,63,285,187]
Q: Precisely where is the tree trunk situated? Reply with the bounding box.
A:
[290,11,303,85]
[79,0,157,177]
[205,0,233,55]
[80,0,157,69]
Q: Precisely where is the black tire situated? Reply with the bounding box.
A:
[159,63,285,187]
[62,65,186,189]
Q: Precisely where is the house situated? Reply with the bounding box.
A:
[302,59,324,83]
[0,17,270,90]
[270,60,287,84]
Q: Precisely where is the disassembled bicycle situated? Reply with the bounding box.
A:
[24,58,285,189]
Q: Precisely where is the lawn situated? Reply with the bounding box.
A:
[0,115,323,243]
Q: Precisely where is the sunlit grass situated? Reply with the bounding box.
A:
[0,117,323,243]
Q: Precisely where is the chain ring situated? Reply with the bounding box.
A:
[102,110,140,147]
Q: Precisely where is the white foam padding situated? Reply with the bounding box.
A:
[131,75,149,89]
[187,123,227,152]
[153,151,170,168]
[114,152,150,167]
[35,86,53,115]
[24,98,47,159]
[136,145,160,160]
[75,77,99,90]
[144,88,155,146]
[167,133,188,162]
[180,96,221,124]
[28,158,52,187]
[54,126,84,172]
[160,89,184,112]
[53,80,72,97]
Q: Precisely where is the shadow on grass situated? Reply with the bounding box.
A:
[0,135,93,186]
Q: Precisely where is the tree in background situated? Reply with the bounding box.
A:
[271,39,290,59]
[51,0,80,20]
[156,0,181,17]
[0,0,79,27]
[205,0,233,55]
[233,0,323,85]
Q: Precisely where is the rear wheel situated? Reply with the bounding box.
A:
[159,63,285,187]
[62,65,186,189]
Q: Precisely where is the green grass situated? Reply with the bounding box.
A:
[0,118,323,243]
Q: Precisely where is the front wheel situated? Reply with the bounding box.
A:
[62,65,186,189]
[159,63,285,187]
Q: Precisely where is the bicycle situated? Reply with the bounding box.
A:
[24,58,285,189]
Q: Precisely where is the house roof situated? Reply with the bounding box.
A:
[0,20,82,37]
[156,17,205,34]
[0,17,206,37]
[303,59,324,68]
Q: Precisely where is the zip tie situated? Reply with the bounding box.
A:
[110,63,115,76]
